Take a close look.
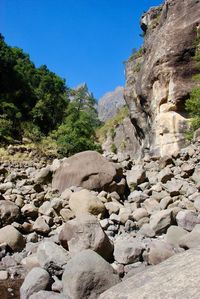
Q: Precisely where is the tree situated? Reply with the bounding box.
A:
[52,85,101,156]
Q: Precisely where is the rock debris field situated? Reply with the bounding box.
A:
[1,142,200,298]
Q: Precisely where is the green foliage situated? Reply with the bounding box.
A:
[185,27,200,139]
[110,128,116,140]
[185,88,200,136]
[150,14,161,30]
[111,143,117,154]
[0,34,69,141]
[0,35,102,157]
[128,47,144,62]
[96,106,129,142]
[0,117,13,142]
[51,85,101,156]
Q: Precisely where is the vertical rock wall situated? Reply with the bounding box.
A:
[125,0,200,157]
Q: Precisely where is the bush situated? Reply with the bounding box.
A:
[0,117,13,142]
[185,28,200,139]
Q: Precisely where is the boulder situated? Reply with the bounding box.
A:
[59,215,114,261]
[192,165,200,185]
[179,224,200,249]
[132,208,148,221]
[150,209,172,234]
[126,165,146,190]
[113,239,143,264]
[157,167,173,183]
[34,166,52,184]
[146,240,176,265]
[69,189,105,217]
[0,200,20,226]
[37,241,71,269]
[164,179,183,196]
[52,151,118,192]
[33,216,50,234]
[165,225,188,246]
[0,182,13,192]
[99,247,200,299]
[21,203,38,218]
[176,210,200,231]
[62,249,119,299]
[0,225,25,252]
[20,267,50,299]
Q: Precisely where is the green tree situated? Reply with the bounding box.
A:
[52,85,101,156]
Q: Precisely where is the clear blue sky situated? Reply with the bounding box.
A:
[0,0,162,99]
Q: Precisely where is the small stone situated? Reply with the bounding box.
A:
[33,216,50,234]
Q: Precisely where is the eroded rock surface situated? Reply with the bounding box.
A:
[124,0,200,157]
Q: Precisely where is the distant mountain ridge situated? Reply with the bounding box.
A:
[98,87,126,122]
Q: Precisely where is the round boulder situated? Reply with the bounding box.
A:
[0,225,25,252]
[0,200,20,226]
[52,151,118,192]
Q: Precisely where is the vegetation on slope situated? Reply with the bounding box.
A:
[185,27,200,138]
[0,34,100,156]
[96,106,129,143]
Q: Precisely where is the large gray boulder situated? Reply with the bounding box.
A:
[20,267,50,299]
[52,151,118,193]
[62,249,119,299]
[99,247,200,299]
[59,215,114,262]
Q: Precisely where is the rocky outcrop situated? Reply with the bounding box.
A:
[98,87,125,122]
[125,0,200,157]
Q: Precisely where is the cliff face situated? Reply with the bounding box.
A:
[98,87,125,122]
[125,0,200,157]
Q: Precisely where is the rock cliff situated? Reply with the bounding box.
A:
[125,0,200,157]
[98,87,125,122]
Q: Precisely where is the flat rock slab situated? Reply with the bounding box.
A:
[99,247,200,299]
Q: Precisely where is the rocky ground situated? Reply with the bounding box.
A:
[1,138,200,298]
